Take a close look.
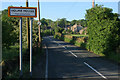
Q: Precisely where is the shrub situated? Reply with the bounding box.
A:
[74,37,87,48]
[54,32,64,40]
[64,35,74,43]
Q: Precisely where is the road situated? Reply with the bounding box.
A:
[42,36,119,79]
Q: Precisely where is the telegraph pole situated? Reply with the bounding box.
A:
[57,19,60,27]
[38,0,41,44]
[92,0,95,8]
[26,0,30,50]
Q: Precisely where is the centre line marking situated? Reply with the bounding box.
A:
[58,43,61,45]
[48,37,51,41]
[69,51,77,57]
[45,45,48,79]
[63,46,67,49]
[84,62,107,79]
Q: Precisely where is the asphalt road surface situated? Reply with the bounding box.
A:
[42,36,120,80]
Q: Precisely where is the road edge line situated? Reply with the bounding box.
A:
[45,44,48,79]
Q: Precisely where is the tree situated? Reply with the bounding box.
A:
[70,20,77,26]
[86,4,120,55]
[2,9,18,48]
[58,18,66,28]
[77,19,87,27]
[46,19,53,27]
[41,18,48,30]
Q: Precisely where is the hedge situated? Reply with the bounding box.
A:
[85,5,120,55]
[54,33,88,49]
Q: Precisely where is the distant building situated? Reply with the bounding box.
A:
[65,25,71,30]
[79,27,87,35]
[71,24,83,32]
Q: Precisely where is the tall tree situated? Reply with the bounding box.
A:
[58,18,66,28]
[41,18,48,30]
[2,9,18,48]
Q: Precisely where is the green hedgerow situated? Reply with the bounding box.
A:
[85,4,120,55]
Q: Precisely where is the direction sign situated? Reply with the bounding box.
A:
[8,7,37,17]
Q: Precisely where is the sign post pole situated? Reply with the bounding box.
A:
[30,18,33,76]
[8,6,37,77]
[20,17,22,76]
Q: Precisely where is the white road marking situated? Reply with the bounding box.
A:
[69,51,77,57]
[48,37,52,41]
[84,62,107,79]
[63,46,67,49]
[58,43,61,45]
[45,45,48,79]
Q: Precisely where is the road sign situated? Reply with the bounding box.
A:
[38,21,41,26]
[8,7,37,17]
[8,6,36,76]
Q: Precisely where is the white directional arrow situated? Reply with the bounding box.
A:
[38,21,41,26]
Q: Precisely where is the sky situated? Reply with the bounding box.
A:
[1,1,119,21]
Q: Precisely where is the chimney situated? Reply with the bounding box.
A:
[92,0,95,8]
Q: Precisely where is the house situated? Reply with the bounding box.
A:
[79,27,87,35]
[64,25,71,30]
[71,24,83,32]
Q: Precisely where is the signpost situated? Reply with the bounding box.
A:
[8,7,37,76]
[8,7,37,17]
[20,17,22,76]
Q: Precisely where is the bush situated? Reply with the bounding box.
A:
[74,37,87,48]
[42,29,54,36]
[86,5,120,55]
[55,27,64,33]
[54,32,64,40]
[54,34,88,49]
[64,35,74,43]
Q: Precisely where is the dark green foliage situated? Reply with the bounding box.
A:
[54,32,64,40]
[58,18,66,28]
[42,29,53,36]
[85,5,120,55]
[70,20,77,26]
[66,29,73,34]
[2,9,18,48]
[55,27,64,33]
[41,18,48,30]
[78,19,87,27]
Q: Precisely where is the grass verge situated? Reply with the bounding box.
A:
[2,43,44,79]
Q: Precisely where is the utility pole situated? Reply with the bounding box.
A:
[57,19,60,27]
[65,19,67,31]
[92,0,95,8]
[38,0,41,44]
[26,0,30,50]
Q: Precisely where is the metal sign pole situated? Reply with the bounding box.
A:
[20,17,22,76]
[30,18,33,76]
